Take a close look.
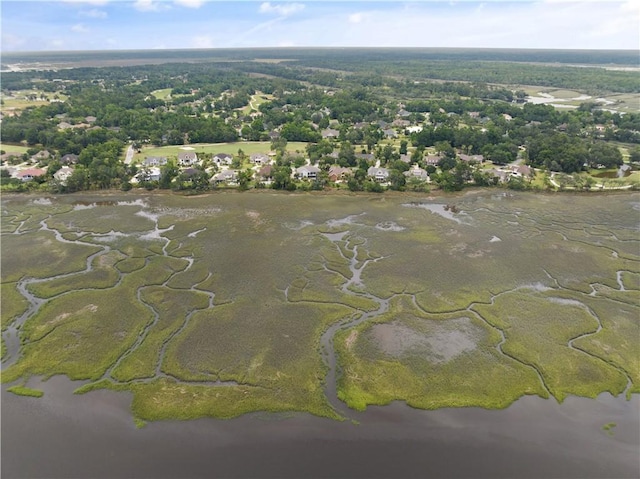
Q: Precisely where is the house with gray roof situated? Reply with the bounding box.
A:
[424,155,441,166]
[367,166,390,182]
[143,156,168,167]
[54,166,75,184]
[383,129,397,139]
[321,128,340,139]
[61,154,79,165]
[178,151,199,166]
[212,153,233,166]
[250,153,270,166]
[295,165,321,179]
[404,165,430,181]
[212,169,239,185]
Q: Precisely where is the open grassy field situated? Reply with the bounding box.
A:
[1,190,638,421]
[0,90,69,114]
[150,88,172,100]
[133,141,311,164]
[0,144,31,155]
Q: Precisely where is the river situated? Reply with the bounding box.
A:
[2,376,638,478]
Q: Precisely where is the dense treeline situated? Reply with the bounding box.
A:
[1,53,638,193]
[4,47,638,68]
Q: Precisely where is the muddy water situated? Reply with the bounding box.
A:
[2,376,638,479]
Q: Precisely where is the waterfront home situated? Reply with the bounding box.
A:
[53,166,74,184]
[17,168,46,181]
[178,151,199,166]
[295,165,321,179]
[367,166,389,182]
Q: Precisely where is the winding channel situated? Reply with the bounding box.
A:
[314,230,391,416]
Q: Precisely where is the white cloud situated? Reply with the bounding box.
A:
[348,12,365,24]
[80,8,108,18]
[174,0,205,8]
[259,2,305,16]
[133,0,169,12]
[49,39,66,49]
[1,33,27,50]
[192,35,215,48]
[248,1,638,50]
[71,23,90,33]
[60,0,110,5]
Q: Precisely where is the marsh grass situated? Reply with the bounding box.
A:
[1,282,29,329]
[2,191,638,420]
[473,292,629,401]
[7,385,44,398]
[110,287,209,381]
[1,232,101,282]
[27,251,124,298]
[335,296,545,411]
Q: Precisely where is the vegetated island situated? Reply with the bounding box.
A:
[1,190,638,422]
[1,48,638,421]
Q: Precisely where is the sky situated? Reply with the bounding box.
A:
[1,1,638,52]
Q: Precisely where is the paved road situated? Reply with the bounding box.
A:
[124,144,134,165]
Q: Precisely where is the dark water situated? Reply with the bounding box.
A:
[2,376,638,479]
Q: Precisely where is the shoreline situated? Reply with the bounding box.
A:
[2,375,639,478]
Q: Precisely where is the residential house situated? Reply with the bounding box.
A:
[53,166,74,184]
[295,165,321,179]
[17,168,45,181]
[178,151,199,166]
[181,168,200,178]
[257,165,274,182]
[250,153,270,166]
[143,156,168,167]
[488,169,510,183]
[383,129,397,139]
[399,154,412,164]
[355,152,375,162]
[404,165,430,181]
[321,128,340,139]
[353,122,369,130]
[31,150,50,162]
[397,109,411,117]
[458,154,484,163]
[406,125,423,134]
[212,153,233,166]
[212,169,239,185]
[511,165,532,177]
[138,167,161,182]
[61,154,79,165]
[392,119,410,128]
[367,166,390,182]
[424,155,441,166]
[328,166,352,182]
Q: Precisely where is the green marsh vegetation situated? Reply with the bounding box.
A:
[6,385,44,398]
[1,191,638,421]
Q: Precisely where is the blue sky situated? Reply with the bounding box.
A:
[1,1,638,51]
